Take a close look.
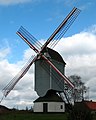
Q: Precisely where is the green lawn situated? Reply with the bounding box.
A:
[1,111,96,120]
[0,112,68,120]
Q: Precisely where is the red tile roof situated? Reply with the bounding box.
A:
[85,101,96,110]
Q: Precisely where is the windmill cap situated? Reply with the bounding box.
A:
[42,47,66,65]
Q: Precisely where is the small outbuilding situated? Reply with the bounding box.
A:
[33,90,65,113]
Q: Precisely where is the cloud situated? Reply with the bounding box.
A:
[0,0,31,5]
[1,25,96,109]
[54,25,96,100]
[0,47,10,60]
[55,31,96,56]
[0,47,38,109]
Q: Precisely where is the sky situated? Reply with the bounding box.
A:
[0,0,96,109]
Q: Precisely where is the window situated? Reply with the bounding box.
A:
[60,105,63,109]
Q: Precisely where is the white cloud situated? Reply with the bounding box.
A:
[55,31,96,56]
[54,25,96,100]
[0,47,38,109]
[1,25,96,109]
[0,47,10,59]
[0,0,31,5]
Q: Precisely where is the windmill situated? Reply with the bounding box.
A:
[1,7,81,111]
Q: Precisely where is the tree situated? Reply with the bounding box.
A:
[65,75,88,102]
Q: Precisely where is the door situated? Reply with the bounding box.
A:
[43,103,48,113]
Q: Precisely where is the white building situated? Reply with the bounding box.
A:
[33,90,65,113]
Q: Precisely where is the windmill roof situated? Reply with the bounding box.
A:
[42,47,66,64]
[34,90,64,102]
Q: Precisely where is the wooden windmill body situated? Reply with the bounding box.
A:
[35,48,66,97]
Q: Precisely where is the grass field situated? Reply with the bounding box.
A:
[1,110,96,120]
[0,111,68,120]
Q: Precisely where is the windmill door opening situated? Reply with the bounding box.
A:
[43,103,48,113]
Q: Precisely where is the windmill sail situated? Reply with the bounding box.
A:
[2,55,37,97]
[48,8,81,48]
[17,26,42,53]
[41,55,74,88]
[41,7,81,50]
